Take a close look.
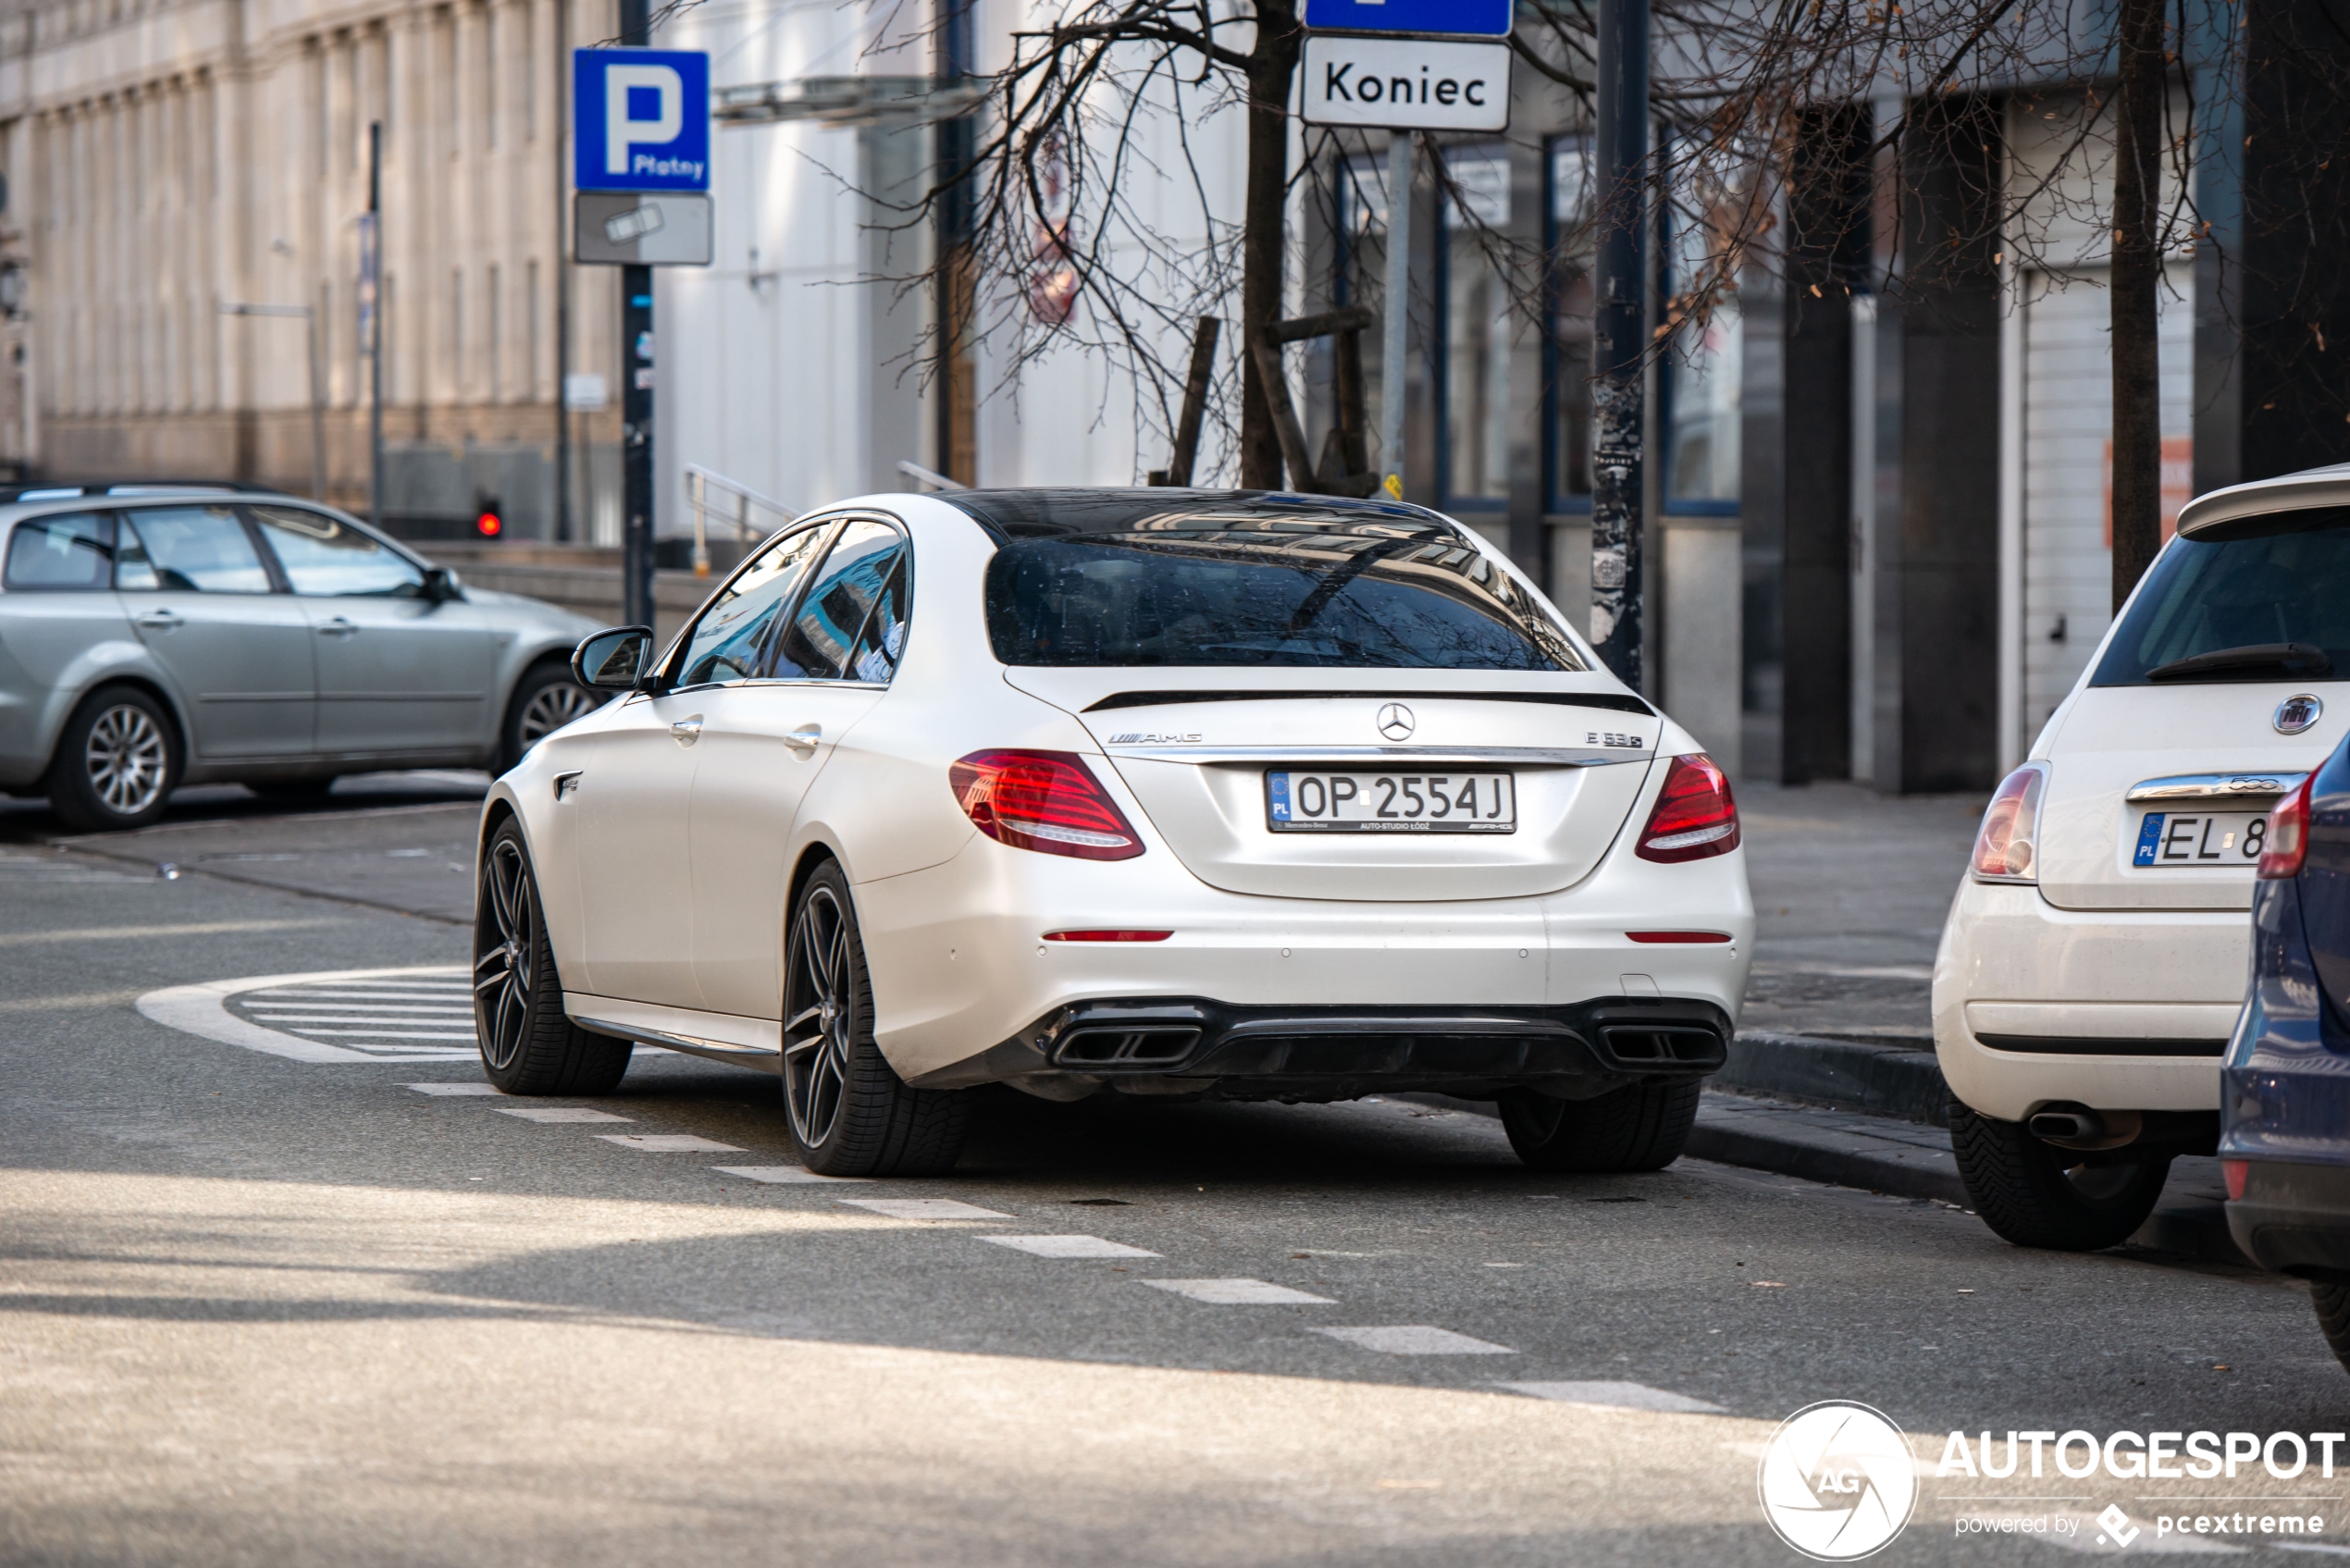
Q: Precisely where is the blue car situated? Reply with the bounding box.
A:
[2222,729,2350,1366]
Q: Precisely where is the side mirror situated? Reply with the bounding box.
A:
[573,626,654,691]
[420,566,463,602]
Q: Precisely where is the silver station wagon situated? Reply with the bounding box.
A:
[0,485,603,830]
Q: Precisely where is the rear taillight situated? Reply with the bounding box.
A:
[2223,1158,2249,1201]
[1971,762,2049,883]
[949,749,1144,861]
[1636,754,1739,863]
[2258,773,2315,880]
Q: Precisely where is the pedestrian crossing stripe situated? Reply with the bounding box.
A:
[137,966,475,1063]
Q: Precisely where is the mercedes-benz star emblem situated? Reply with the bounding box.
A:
[1376,702,1416,741]
[2276,694,2324,735]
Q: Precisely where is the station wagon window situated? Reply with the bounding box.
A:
[674,524,829,687]
[772,520,909,683]
[249,506,425,596]
[115,506,272,594]
[4,512,113,591]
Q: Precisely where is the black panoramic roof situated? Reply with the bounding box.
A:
[939,488,1454,542]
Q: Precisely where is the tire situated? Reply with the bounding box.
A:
[45,685,179,833]
[499,660,601,773]
[2312,1281,2350,1376]
[474,818,632,1095]
[1497,1078,1701,1172]
[245,777,338,803]
[782,861,971,1176]
[1948,1095,2171,1250]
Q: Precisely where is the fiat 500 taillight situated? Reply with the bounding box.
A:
[949,750,1144,861]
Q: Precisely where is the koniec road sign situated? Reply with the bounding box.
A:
[1300,33,1512,133]
[1303,0,1513,35]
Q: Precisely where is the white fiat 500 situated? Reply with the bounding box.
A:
[1938,463,2350,1249]
[475,490,1752,1176]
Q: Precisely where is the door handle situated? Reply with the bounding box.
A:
[133,610,182,631]
[316,617,360,638]
[671,716,704,745]
[784,723,822,758]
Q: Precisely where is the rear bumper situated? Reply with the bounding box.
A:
[2227,1162,2350,1276]
[909,994,1731,1100]
[1935,879,2241,1120]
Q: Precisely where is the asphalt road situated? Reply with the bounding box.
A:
[4,781,2347,1566]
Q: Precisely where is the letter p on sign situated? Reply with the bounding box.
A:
[607,66,682,175]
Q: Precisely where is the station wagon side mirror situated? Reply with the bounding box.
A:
[419,566,463,602]
[573,626,654,691]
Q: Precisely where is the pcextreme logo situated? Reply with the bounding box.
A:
[1758,1401,1920,1561]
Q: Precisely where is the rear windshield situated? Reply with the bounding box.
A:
[2093,508,2350,685]
[984,518,1584,670]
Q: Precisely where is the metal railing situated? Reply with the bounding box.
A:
[683,463,797,576]
[896,460,967,491]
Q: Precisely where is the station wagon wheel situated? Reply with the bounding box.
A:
[783,883,855,1150]
[470,820,632,1095]
[44,685,179,833]
[476,835,535,1074]
[519,682,597,747]
[780,861,972,1177]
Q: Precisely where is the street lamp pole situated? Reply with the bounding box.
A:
[1589,0,1651,688]
[219,302,326,500]
[366,122,386,531]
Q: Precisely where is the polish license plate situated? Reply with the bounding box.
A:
[1265,772,1515,833]
[2132,810,2270,868]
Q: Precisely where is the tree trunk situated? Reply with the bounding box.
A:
[1240,3,1302,490]
[2109,0,2166,611]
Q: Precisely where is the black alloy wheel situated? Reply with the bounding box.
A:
[781,861,970,1177]
[472,820,632,1094]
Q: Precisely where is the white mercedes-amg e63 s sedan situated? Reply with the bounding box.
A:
[471,489,1753,1176]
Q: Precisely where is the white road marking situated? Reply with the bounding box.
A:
[839,1198,1012,1221]
[139,966,470,1063]
[495,1107,632,1123]
[712,1166,872,1184]
[1,920,335,946]
[287,1030,477,1040]
[1142,1278,1335,1304]
[1313,1326,1515,1356]
[406,1082,502,1095]
[978,1234,1160,1259]
[595,1134,746,1152]
[1496,1381,1725,1414]
[247,1005,474,1015]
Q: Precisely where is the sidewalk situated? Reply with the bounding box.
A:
[1626,781,2246,1267]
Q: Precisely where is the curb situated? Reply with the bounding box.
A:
[1715,1031,1949,1125]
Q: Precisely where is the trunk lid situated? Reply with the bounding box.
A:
[1005,669,1662,901]
[2035,682,2343,910]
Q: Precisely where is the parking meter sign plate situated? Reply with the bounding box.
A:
[1301,35,1511,132]
[574,48,711,192]
[1305,0,1512,34]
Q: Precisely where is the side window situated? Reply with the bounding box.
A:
[4,512,113,591]
[674,524,830,687]
[774,520,910,683]
[116,506,272,594]
[249,505,425,596]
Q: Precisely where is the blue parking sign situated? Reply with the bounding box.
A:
[1304,0,1513,36]
[574,48,710,192]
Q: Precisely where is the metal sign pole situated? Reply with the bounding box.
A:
[1379,131,1412,500]
[1589,0,1649,687]
[366,121,385,533]
[619,0,655,631]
